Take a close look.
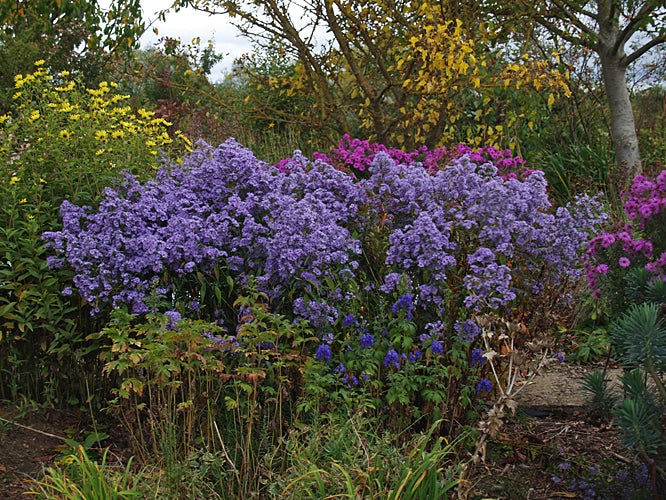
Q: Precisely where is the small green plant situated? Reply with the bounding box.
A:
[571,328,611,364]
[276,414,462,499]
[580,369,618,421]
[610,303,665,478]
[59,429,110,460]
[31,446,143,499]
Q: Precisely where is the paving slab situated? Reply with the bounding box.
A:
[512,362,623,415]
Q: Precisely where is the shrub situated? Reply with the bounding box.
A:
[0,61,189,403]
[583,169,666,314]
[45,137,606,438]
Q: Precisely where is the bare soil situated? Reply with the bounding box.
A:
[0,404,81,498]
[462,361,645,499]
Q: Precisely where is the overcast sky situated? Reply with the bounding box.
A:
[138,1,253,81]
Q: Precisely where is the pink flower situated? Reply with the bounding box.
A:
[595,264,609,275]
[619,257,631,268]
[600,233,616,248]
[617,230,632,243]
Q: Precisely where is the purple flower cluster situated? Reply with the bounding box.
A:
[455,319,482,343]
[361,151,605,311]
[43,136,607,405]
[471,348,485,366]
[391,293,414,318]
[44,139,365,315]
[383,348,401,369]
[584,170,666,298]
[316,343,332,362]
[476,378,492,393]
[359,332,374,349]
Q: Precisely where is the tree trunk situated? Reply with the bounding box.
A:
[598,50,642,203]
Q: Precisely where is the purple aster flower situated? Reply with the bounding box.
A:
[476,378,492,393]
[316,343,332,362]
[409,350,422,363]
[600,233,616,248]
[322,332,334,344]
[343,313,356,326]
[618,256,631,268]
[165,310,181,329]
[455,319,481,342]
[554,352,565,363]
[595,264,609,275]
[359,332,375,349]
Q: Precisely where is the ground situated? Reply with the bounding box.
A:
[0,362,648,499]
[0,403,80,497]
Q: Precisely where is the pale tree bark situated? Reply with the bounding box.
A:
[598,48,641,200]
[597,8,642,182]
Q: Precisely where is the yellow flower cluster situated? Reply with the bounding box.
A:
[1,61,191,177]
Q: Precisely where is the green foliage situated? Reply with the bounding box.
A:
[624,267,666,307]
[0,62,189,404]
[614,370,664,456]
[532,141,613,204]
[611,302,666,373]
[91,310,226,456]
[0,0,144,90]
[580,369,618,421]
[96,286,311,497]
[570,328,610,364]
[31,446,144,499]
[635,87,666,168]
[274,414,462,499]
[604,301,666,487]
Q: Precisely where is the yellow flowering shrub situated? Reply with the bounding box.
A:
[0,61,191,403]
[1,63,191,207]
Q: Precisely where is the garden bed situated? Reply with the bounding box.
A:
[0,361,641,499]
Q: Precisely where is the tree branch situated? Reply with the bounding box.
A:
[533,15,594,49]
[624,32,666,66]
[551,0,598,34]
[616,2,657,54]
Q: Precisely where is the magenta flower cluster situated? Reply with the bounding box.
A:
[584,170,666,298]
[307,134,531,179]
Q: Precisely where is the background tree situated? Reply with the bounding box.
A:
[495,0,666,198]
[0,0,145,106]
[175,0,571,150]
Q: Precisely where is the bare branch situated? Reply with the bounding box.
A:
[533,15,595,49]
[616,2,658,53]
[624,32,666,66]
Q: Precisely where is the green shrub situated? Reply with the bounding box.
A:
[0,61,189,404]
